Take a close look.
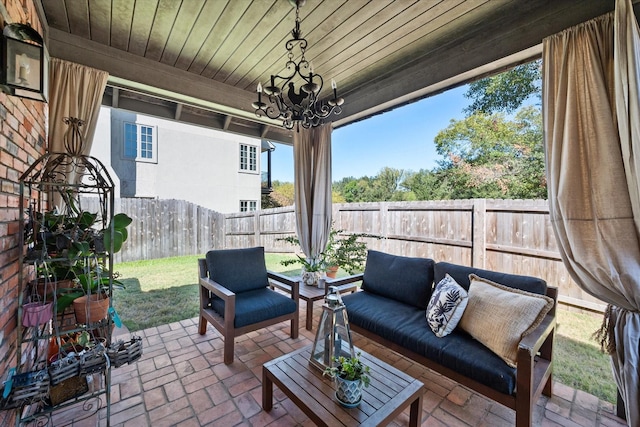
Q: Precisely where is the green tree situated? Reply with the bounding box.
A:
[270,181,295,206]
[340,177,371,203]
[369,167,407,201]
[464,61,541,115]
[432,106,546,199]
[403,169,450,200]
[261,194,282,209]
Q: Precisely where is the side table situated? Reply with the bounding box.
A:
[270,277,359,330]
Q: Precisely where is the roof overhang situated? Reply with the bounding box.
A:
[41,1,634,144]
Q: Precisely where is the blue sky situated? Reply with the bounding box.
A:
[270,85,470,182]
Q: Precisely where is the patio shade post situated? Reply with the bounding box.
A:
[543,1,640,424]
[47,58,108,209]
[293,123,333,269]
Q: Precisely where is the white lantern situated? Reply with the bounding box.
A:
[309,286,355,371]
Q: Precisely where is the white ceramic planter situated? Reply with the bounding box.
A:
[335,377,363,407]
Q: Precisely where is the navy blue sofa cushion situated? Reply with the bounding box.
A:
[211,288,297,328]
[361,250,435,309]
[434,262,547,295]
[342,291,517,395]
[206,247,269,293]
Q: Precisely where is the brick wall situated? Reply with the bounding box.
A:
[0,0,47,422]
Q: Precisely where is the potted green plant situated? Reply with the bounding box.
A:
[277,227,380,281]
[277,235,328,286]
[31,210,133,322]
[323,352,370,407]
[323,228,379,278]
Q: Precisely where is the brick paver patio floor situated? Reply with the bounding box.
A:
[51,299,626,427]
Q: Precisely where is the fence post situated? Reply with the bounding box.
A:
[472,198,487,268]
[380,202,388,253]
[254,210,261,247]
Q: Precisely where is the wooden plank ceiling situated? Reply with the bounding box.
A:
[42,0,621,144]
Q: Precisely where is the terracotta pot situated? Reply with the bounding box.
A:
[73,294,110,324]
[325,265,339,279]
[31,278,75,300]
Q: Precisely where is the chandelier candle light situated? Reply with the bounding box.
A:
[252,0,344,130]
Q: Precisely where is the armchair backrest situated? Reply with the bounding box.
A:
[205,247,269,293]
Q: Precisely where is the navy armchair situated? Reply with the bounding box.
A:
[198,247,299,364]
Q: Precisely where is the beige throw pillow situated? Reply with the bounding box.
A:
[458,274,554,368]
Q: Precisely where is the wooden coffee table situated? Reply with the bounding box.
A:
[262,345,424,426]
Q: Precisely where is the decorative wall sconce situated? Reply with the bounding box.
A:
[309,287,356,371]
[1,23,48,102]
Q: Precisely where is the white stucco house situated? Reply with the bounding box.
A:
[91,106,274,214]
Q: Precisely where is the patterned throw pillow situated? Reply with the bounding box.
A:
[426,274,468,337]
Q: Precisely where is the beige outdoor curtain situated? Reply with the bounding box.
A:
[543,1,640,425]
[294,124,333,267]
[48,58,109,154]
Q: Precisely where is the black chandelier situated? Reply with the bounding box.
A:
[252,0,343,130]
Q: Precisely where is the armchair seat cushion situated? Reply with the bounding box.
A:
[342,291,517,395]
[211,288,297,328]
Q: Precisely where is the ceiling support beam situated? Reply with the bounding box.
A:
[112,87,119,109]
[223,115,232,131]
[48,28,261,122]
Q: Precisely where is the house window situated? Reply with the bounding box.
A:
[124,122,157,162]
[240,144,257,171]
[240,200,257,212]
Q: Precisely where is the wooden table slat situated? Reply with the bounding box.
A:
[267,363,344,426]
[289,350,386,413]
[288,349,374,423]
[276,358,366,425]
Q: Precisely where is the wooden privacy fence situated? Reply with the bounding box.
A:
[89,197,605,313]
[224,199,606,314]
[82,198,225,263]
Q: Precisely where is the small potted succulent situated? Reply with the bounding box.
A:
[277,235,328,286]
[323,352,370,407]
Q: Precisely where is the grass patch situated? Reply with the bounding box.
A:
[112,253,301,331]
[112,253,617,403]
[554,309,615,403]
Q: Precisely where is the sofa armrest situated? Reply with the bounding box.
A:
[267,271,297,286]
[199,276,236,329]
[326,273,363,294]
[326,273,363,287]
[518,313,556,357]
[199,276,235,301]
[267,271,300,301]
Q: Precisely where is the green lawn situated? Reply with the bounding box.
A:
[112,253,616,404]
[112,253,303,332]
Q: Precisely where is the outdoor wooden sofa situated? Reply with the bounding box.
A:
[198,247,299,364]
[338,250,558,427]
